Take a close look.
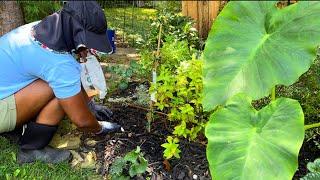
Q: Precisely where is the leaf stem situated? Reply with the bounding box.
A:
[304,122,320,131]
[271,86,276,101]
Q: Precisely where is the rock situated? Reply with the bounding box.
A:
[84,138,99,147]
[177,171,186,180]
[49,133,81,150]
[193,174,198,180]
[70,150,84,167]
[69,150,97,170]
[80,151,97,169]
[146,166,153,173]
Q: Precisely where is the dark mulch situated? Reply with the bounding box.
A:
[88,102,210,179]
[293,134,320,179]
[86,82,211,179]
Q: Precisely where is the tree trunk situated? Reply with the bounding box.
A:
[0,1,24,36]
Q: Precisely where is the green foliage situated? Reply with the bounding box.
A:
[105,61,143,92]
[135,84,150,107]
[155,1,181,13]
[138,36,193,78]
[104,7,157,47]
[301,159,320,180]
[0,137,96,179]
[160,37,192,70]
[151,57,205,143]
[138,10,201,51]
[203,1,320,179]
[20,1,61,23]
[206,94,304,179]
[109,146,148,180]
[277,57,320,125]
[161,136,181,159]
[138,50,155,78]
[203,1,320,111]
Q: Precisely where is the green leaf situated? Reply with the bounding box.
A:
[128,157,148,177]
[13,169,20,177]
[203,1,320,111]
[173,121,188,138]
[109,158,126,176]
[307,158,320,173]
[301,172,320,180]
[111,174,130,180]
[205,93,304,180]
[161,136,181,159]
[135,146,141,154]
[124,151,138,164]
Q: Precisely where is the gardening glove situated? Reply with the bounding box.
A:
[88,99,113,121]
[95,121,122,135]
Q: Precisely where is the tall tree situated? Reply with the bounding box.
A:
[0,1,24,36]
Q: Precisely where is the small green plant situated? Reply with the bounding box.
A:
[109,146,148,180]
[151,57,205,142]
[161,136,181,159]
[135,84,150,107]
[105,61,143,92]
[301,158,320,180]
[150,57,206,160]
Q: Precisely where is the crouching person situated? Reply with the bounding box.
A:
[0,1,120,164]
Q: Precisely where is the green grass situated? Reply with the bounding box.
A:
[104,7,157,46]
[0,136,98,180]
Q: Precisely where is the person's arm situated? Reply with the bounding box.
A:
[59,91,101,133]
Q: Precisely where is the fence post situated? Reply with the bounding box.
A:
[182,1,220,39]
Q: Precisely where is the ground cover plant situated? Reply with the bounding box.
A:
[203,1,320,179]
[301,158,320,179]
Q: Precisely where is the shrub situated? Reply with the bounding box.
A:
[20,1,61,23]
[151,57,206,143]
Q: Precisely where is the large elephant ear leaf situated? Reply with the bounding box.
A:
[205,94,304,180]
[203,1,320,111]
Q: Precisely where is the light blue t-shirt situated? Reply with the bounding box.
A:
[0,22,81,99]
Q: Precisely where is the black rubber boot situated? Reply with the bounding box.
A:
[17,121,72,164]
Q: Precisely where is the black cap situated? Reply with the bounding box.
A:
[34,1,112,54]
[63,1,112,53]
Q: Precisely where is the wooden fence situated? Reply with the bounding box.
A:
[182,1,222,39]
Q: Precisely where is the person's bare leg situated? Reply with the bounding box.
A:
[36,98,65,126]
[14,79,95,128]
[14,79,71,164]
[14,79,57,126]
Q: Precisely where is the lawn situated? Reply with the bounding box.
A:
[0,137,99,180]
[104,7,157,47]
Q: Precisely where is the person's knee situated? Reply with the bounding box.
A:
[32,79,55,99]
[14,79,56,126]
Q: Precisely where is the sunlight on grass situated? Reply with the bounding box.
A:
[104,7,157,46]
[0,137,99,180]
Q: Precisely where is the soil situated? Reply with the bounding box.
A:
[87,82,320,180]
[84,82,210,180]
[293,134,320,179]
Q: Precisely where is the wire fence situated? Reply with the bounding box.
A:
[99,0,158,48]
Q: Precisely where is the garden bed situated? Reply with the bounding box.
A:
[86,82,319,179]
[84,82,211,179]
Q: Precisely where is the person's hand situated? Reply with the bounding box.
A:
[96,121,122,135]
[88,100,113,121]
